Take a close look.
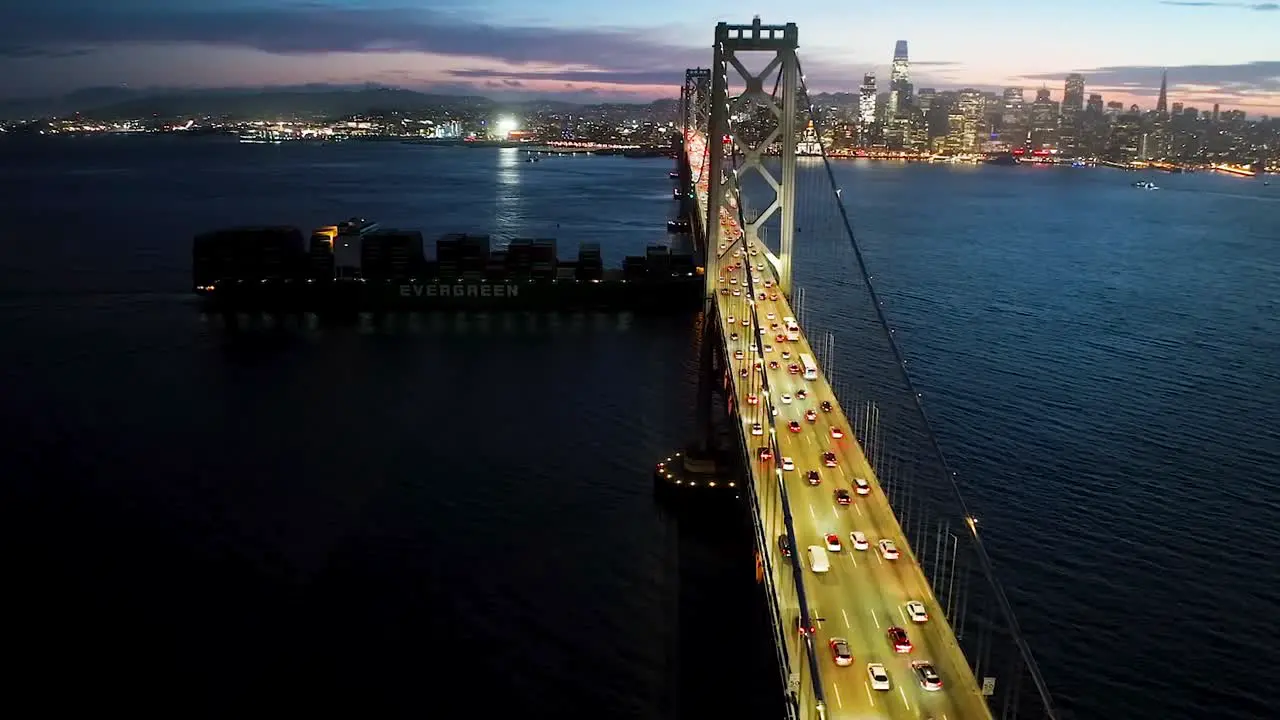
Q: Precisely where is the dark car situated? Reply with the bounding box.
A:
[806,470,821,486]
[820,400,833,412]
[778,534,792,557]
[834,488,852,505]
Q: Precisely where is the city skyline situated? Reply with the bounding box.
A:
[2,1,1278,115]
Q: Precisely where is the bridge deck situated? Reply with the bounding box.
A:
[690,134,994,720]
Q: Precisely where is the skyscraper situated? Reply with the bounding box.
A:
[859,73,877,125]
[1062,74,1085,114]
[888,40,911,115]
[1156,70,1168,114]
[1002,87,1025,126]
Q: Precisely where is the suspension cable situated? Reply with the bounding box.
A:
[793,57,1060,719]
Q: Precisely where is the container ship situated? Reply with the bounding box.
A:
[193,218,704,312]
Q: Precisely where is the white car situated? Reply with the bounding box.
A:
[780,393,793,404]
[751,422,763,436]
[766,312,776,320]
[732,289,741,296]
[853,477,870,495]
[763,344,774,353]
[741,317,750,327]
[850,531,869,550]
[867,663,891,691]
[727,315,736,324]
[781,457,795,471]
[878,539,899,560]
[781,351,792,359]
[906,601,929,623]
[734,350,744,360]
[758,327,768,336]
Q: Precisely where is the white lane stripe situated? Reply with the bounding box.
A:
[864,682,875,706]
[808,504,816,520]
[899,686,911,710]
[832,683,842,709]
[841,609,851,629]
[870,609,880,628]
[898,606,909,624]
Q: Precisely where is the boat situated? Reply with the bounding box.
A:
[1132,181,1159,190]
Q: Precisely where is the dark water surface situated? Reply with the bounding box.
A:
[2,136,1277,718]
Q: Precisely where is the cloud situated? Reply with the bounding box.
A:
[0,5,709,72]
[1018,61,1280,97]
[1158,1,1278,9]
[912,61,962,67]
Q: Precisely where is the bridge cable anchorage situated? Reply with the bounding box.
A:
[791,57,1060,719]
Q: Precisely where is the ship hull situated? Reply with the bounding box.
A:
[197,277,704,313]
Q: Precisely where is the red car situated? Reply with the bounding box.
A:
[746,394,758,405]
[830,427,844,439]
[788,364,801,375]
[776,334,787,343]
[805,409,818,422]
[888,626,913,653]
[834,489,852,505]
[820,401,833,412]
[788,420,802,433]
[822,451,837,467]
[757,447,772,461]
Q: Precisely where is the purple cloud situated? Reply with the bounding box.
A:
[1158,1,1278,9]
[1018,61,1280,96]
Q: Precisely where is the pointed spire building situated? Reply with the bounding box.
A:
[1156,70,1168,114]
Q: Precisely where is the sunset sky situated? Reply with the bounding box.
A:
[3,0,1278,115]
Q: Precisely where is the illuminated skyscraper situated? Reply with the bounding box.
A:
[1062,74,1085,114]
[888,40,911,115]
[956,88,984,152]
[859,73,877,125]
[1156,70,1168,114]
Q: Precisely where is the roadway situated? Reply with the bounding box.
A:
[711,241,993,720]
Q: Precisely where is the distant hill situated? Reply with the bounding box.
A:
[0,84,678,121]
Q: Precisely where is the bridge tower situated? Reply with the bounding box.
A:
[706,17,799,298]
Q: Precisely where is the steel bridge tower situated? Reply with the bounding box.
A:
[706,18,799,298]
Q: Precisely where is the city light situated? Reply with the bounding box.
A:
[494,117,519,139]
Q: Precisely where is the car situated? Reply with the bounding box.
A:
[746,394,758,405]
[756,263,764,272]
[867,663,891,691]
[733,249,741,257]
[912,661,943,691]
[780,393,792,404]
[777,535,792,557]
[850,531,869,550]
[720,287,730,296]
[727,315,736,323]
[820,400,833,412]
[795,389,807,399]
[757,447,772,461]
[734,350,745,360]
[740,367,749,378]
[878,539,899,560]
[781,457,795,471]
[764,280,774,288]
[805,409,818,422]
[758,292,767,300]
[829,638,853,667]
[822,451,837,467]
[730,277,738,284]
[853,477,871,495]
[830,427,844,439]
[763,344,774,353]
[781,350,792,359]
[788,363,801,374]
[758,327,768,336]
[769,292,778,300]
[834,489,852,505]
[824,533,842,552]
[805,470,821,486]
[752,275,762,284]
[768,360,781,370]
[730,332,740,341]
[788,420,802,433]
[751,422,763,436]
[906,601,929,623]
[770,322,779,329]
[888,626,913,653]
[776,334,788,343]
[741,317,750,327]
[750,249,759,256]
[766,312,776,320]
[732,289,741,296]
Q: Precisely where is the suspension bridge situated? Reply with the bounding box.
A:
[664,18,1060,720]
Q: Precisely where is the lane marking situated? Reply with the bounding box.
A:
[832,507,840,522]
[870,609,881,628]
[841,609,851,629]
[855,504,863,517]
[832,683,843,709]
[864,681,875,706]
[875,550,883,565]
[899,686,911,710]
[848,552,858,568]
[898,606,909,624]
